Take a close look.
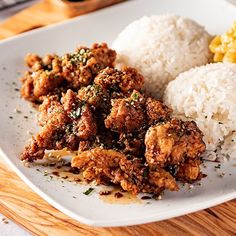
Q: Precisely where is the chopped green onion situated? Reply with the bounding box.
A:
[83,187,94,196]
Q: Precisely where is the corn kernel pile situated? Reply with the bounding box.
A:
[209,22,236,63]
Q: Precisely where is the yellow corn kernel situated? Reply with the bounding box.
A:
[213,53,224,62]
[215,44,228,54]
[234,31,236,38]
[223,51,236,63]
[221,32,233,44]
[209,36,222,53]
[228,41,236,50]
[209,21,236,63]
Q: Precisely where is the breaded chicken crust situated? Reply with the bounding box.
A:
[20,43,206,195]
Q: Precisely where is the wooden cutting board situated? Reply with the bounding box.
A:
[0,157,235,236]
[0,0,125,40]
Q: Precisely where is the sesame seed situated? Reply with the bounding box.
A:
[189,185,194,189]
[13,108,21,114]
[27,130,33,135]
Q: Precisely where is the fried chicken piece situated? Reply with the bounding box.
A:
[72,148,122,183]
[21,90,97,162]
[20,43,116,103]
[78,128,119,152]
[61,43,116,88]
[25,53,42,68]
[78,141,93,152]
[118,157,178,192]
[20,54,65,102]
[146,97,172,124]
[118,132,145,157]
[149,168,179,191]
[94,66,144,94]
[176,159,203,182]
[105,90,146,132]
[78,84,109,109]
[145,119,206,168]
[71,148,178,194]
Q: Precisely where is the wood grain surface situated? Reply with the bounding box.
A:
[0,0,125,40]
[0,158,235,236]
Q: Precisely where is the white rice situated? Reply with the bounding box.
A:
[112,14,212,98]
[164,63,236,161]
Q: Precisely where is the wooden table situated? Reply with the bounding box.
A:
[0,1,236,235]
[0,158,235,236]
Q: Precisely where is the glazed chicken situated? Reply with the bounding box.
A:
[105,90,146,132]
[20,43,206,196]
[145,119,205,182]
[20,43,116,103]
[176,159,203,182]
[71,148,178,195]
[146,97,172,125]
[78,84,109,109]
[145,119,206,167]
[94,67,144,95]
[21,90,97,162]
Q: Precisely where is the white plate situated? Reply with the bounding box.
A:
[0,0,236,227]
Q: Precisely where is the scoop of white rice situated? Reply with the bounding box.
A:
[112,14,212,98]
[164,63,236,161]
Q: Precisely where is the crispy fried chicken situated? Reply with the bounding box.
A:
[20,44,206,196]
[20,43,116,103]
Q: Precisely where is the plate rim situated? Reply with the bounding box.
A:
[1,146,236,227]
